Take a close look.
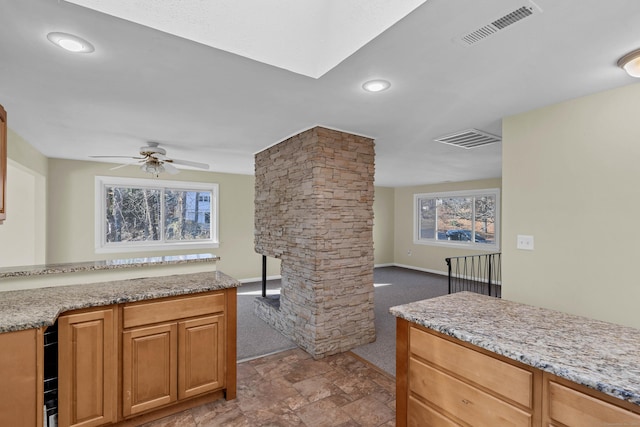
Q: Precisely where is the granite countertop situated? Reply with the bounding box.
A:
[0,270,239,333]
[0,253,220,278]
[390,292,640,406]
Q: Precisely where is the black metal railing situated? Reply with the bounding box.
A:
[445,253,501,297]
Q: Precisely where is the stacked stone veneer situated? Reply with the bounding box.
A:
[254,126,375,358]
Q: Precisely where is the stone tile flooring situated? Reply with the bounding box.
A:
[141,348,397,427]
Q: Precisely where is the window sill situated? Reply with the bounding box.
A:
[95,241,220,255]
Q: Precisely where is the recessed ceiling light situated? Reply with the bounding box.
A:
[618,49,640,78]
[362,79,391,93]
[47,32,95,53]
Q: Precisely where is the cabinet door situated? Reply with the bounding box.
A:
[178,314,225,399]
[122,323,177,417]
[58,308,117,427]
[0,329,43,427]
[0,103,6,223]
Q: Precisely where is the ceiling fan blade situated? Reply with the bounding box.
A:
[109,163,133,171]
[168,158,209,170]
[150,153,168,160]
[163,162,180,175]
[90,155,143,159]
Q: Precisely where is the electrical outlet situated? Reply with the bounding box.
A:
[517,235,534,250]
[407,250,412,256]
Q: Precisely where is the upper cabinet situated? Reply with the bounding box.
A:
[0,103,6,223]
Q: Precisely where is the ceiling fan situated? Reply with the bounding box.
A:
[90,142,209,176]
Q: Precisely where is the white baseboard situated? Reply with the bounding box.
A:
[238,274,282,284]
[391,263,448,277]
[374,263,394,268]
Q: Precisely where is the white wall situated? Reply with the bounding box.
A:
[502,82,640,329]
[0,160,46,267]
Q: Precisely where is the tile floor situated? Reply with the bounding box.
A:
[141,348,397,427]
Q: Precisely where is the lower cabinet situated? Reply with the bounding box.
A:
[543,374,640,427]
[57,289,235,427]
[396,318,640,427]
[122,323,178,417]
[121,291,227,418]
[0,328,43,427]
[58,307,118,427]
[178,314,225,399]
[402,320,538,427]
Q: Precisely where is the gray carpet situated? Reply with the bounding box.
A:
[236,267,449,376]
[236,279,297,362]
[352,267,449,376]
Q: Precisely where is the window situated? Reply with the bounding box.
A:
[95,176,218,253]
[414,188,499,250]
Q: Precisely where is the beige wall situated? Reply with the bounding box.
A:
[46,158,278,280]
[393,178,502,275]
[0,130,47,267]
[45,159,395,281]
[373,186,394,265]
[502,82,640,329]
[2,128,461,283]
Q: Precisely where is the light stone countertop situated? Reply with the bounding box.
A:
[390,292,640,406]
[0,253,219,278]
[0,270,239,333]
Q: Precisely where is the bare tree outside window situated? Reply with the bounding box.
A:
[415,189,499,249]
[105,187,161,243]
[101,180,215,248]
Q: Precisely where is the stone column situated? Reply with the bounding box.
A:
[254,126,375,358]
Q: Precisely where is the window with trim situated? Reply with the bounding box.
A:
[414,188,500,250]
[95,176,218,253]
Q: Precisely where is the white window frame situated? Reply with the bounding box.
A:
[95,176,219,254]
[413,188,500,251]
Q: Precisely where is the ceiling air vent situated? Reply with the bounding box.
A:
[435,129,501,149]
[459,2,541,46]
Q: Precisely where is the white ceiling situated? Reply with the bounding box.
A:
[0,0,639,187]
[64,0,429,78]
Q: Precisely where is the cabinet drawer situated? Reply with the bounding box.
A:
[547,380,640,426]
[410,357,533,426]
[410,326,533,408]
[123,292,225,329]
[408,396,462,427]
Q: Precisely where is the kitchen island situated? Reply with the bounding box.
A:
[391,292,640,426]
[0,255,239,427]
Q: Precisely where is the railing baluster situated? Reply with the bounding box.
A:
[445,252,501,298]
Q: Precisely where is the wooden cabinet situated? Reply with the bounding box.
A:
[0,287,236,426]
[121,291,229,418]
[122,323,177,416]
[543,374,640,427]
[0,328,43,427]
[178,314,225,399]
[397,318,640,427]
[399,320,539,426]
[58,307,118,427]
[0,103,7,223]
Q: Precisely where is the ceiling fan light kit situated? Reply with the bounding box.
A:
[90,142,209,176]
[618,48,640,78]
[141,161,165,176]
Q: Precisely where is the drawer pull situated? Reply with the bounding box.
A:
[462,399,471,405]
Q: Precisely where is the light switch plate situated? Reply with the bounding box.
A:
[517,235,534,250]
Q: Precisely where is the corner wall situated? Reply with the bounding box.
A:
[502,82,640,329]
[0,129,47,267]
